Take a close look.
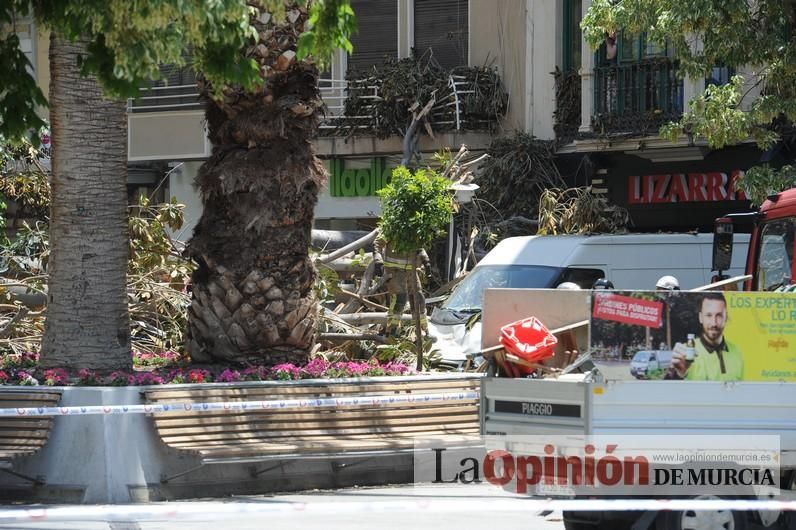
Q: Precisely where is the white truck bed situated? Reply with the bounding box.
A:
[481,377,796,467]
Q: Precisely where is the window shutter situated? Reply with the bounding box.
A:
[414,0,469,70]
[348,0,399,72]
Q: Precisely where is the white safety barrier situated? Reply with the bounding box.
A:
[0,390,481,417]
[0,498,794,523]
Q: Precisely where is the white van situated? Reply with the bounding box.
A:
[429,232,750,369]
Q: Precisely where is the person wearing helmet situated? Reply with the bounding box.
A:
[656,275,680,291]
[592,278,614,290]
[556,282,581,290]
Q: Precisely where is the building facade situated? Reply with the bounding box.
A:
[126,0,566,240]
[19,1,789,237]
[552,0,794,232]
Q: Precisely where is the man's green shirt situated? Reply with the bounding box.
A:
[686,338,744,381]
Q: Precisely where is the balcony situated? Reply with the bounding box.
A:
[127,84,201,113]
[591,58,683,135]
[319,72,504,136]
[128,67,504,128]
[127,68,505,160]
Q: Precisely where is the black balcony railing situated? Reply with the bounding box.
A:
[592,58,683,134]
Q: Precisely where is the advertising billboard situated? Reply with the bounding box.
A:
[590,291,796,382]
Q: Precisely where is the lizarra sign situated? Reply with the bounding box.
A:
[627,171,748,204]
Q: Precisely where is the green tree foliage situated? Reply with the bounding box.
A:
[297,0,356,67]
[582,0,796,150]
[377,166,454,254]
[0,0,355,142]
[734,164,796,206]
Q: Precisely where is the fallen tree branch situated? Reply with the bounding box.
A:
[319,332,387,344]
[341,266,389,314]
[315,258,369,273]
[338,288,388,312]
[429,274,467,298]
[335,312,414,325]
[0,307,29,339]
[316,229,379,265]
[340,261,377,314]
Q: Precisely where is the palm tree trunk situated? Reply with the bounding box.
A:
[185,4,324,366]
[40,34,131,371]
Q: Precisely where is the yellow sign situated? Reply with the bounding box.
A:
[590,291,796,382]
[725,292,796,381]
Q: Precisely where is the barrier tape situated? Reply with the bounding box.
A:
[0,498,794,523]
[0,390,481,417]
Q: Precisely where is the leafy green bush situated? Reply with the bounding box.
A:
[377,166,454,254]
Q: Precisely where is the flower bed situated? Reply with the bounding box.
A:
[0,351,414,386]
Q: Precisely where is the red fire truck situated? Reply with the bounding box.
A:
[713,187,796,292]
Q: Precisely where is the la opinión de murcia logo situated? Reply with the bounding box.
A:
[431,445,776,494]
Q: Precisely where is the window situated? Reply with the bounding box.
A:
[9,15,36,75]
[560,268,606,289]
[597,32,674,65]
[348,0,398,72]
[442,265,563,312]
[756,219,795,291]
[706,63,734,87]
[562,0,582,72]
[592,30,683,126]
[413,0,468,70]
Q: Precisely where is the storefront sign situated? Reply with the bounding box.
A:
[329,158,394,197]
[628,171,748,204]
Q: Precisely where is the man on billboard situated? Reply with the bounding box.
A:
[669,292,744,381]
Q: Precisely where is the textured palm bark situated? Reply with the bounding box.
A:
[186,4,325,365]
[41,35,132,370]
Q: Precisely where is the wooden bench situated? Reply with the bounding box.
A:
[0,388,62,485]
[143,375,482,482]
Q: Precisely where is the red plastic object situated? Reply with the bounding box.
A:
[499,317,558,371]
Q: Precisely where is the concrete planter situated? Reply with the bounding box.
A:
[0,373,481,503]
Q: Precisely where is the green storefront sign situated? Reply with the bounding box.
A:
[329,158,393,197]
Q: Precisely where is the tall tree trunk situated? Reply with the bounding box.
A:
[185,4,324,365]
[41,34,131,371]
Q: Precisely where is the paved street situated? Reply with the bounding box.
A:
[592,359,634,380]
[0,484,565,530]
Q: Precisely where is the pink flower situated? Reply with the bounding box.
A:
[22,351,40,366]
[242,366,269,381]
[216,369,241,383]
[271,363,300,380]
[167,369,185,384]
[383,361,413,375]
[15,370,39,386]
[135,372,164,386]
[0,371,9,384]
[43,368,69,386]
[77,369,101,386]
[302,358,329,378]
[107,371,135,386]
[132,350,183,368]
